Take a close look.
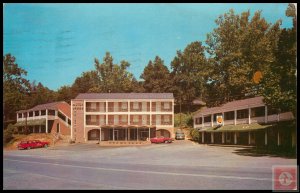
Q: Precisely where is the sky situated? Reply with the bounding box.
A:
[3,3,294,91]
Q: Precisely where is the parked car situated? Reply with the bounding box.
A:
[17,140,49,150]
[175,130,185,140]
[150,136,174,144]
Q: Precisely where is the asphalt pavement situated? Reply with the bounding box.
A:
[3,140,297,190]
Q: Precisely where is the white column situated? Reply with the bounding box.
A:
[248,108,251,124]
[234,132,237,144]
[248,132,251,145]
[265,106,268,123]
[149,127,150,140]
[202,116,204,128]
[222,112,224,126]
[84,100,86,142]
[46,109,48,133]
[55,110,58,117]
[113,128,114,141]
[202,132,205,143]
[211,114,214,127]
[128,100,130,125]
[265,130,268,146]
[277,130,280,146]
[100,127,102,143]
[150,100,152,125]
[211,133,214,143]
[222,132,225,144]
[234,110,237,125]
[106,100,108,125]
[137,128,138,141]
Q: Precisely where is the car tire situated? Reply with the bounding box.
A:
[44,144,48,148]
[27,147,31,150]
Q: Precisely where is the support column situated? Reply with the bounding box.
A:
[100,127,102,143]
[128,128,130,141]
[106,101,108,125]
[211,114,214,127]
[148,128,150,140]
[234,110,237,125]
[234,132,237,144]
[202,132,205,143]
[248,108,251,124]
[222,112,224,126]
[265,106,268,123]
[46,109,48,133]
[202,116,204,128]
[222,132,225,144]
[265,130,268,146]
[137,128,138,141]
[211,133,214,144]
[248,132,251,145]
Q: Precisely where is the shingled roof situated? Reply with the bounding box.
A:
[195,96,265,116]
[74,93,174,100]
[17,101,69,113]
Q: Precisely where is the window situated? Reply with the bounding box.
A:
[237,109,249,119]
[224,111,234,120]
[121,102,127,110]
[91,115,97,123]
[100,116,105,125]
[56,123,60,133]
[133,115,139,123]
[41,110,46,116]
[68,119,71,125]
[114,115,119,124]
[204,116,211,123]
[121,115,127,123]
[29,111,33,117]
[48,110,56,116]
[195,117,202,124]
[163,102,170,109]
[142,102,147,111]
[58,111,66,120]
[164,115,170,124]
[18,113,22,118]
[133,102,139,110]
[35,111,40,116]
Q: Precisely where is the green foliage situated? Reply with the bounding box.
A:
[3,54,31,121]
[171,41,210,111]
[205,9,282,107]
[4,124,15,144]
[140,56,172,93]
[174,113,193,127]
[189,128,200,142]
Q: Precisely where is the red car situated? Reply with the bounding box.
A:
[17,140,49,150]
[150,136,174,144]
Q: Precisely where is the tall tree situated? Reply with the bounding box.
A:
[3,54,31,121]
[259,4,296,116]
[56,85,74,104]
[140,56,172,93]
[93,52,135,92]
[28,81,57,108]
[205,9,282,106]
[171,41,209,112]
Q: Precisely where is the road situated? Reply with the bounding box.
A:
[3,140,297,190]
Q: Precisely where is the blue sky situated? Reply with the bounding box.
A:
[4,3,293,91]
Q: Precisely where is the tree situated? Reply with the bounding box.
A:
[71,71,99,94]
[140,56,172,93]
[171,41,210,112]
[205,9,282,106]
[28,81,57,108]
[3,54,31,121]
[259,4,296,116]
[93,52,135,93]
[56,85,74,104]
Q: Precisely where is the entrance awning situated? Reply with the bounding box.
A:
[200,123,274,132]
[13,119,46,127]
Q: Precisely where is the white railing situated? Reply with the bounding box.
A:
[250,116,265,123]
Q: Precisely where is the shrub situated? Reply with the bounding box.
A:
[174,113,193,127]
[189,128,200,142]
[4,124,15,144]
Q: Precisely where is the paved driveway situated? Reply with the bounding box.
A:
[3,140,297,190]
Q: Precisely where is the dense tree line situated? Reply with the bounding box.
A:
[3,4,296,125]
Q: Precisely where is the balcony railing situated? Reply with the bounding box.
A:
[86,107,106,112]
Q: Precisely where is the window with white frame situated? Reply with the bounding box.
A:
[156,102,161,111]
[114,115,119,124]
[121,115,127,123]
[142,115,147,124]
[100,115,105,125]
[114,102,119,111]
[142,102,147,111]
[91,102,96,109]
[156,115,161,125]
[91,115,97,123]
[99,102,105,112]
[164,115,170,124]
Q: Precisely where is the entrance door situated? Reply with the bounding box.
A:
[114,130,118,140]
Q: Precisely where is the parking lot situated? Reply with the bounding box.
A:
[3,140,297,189]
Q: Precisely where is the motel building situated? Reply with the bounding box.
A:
[14,101,71,135]
[71,93,175,146]
[193,96,296,148]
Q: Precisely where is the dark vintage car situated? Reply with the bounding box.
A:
[17,140,49,150]
[175,130,185,140]
[150,136,174,144]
